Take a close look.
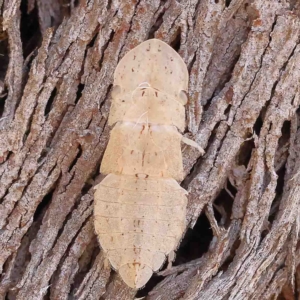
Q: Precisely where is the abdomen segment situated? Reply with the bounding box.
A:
[94,174,187,288]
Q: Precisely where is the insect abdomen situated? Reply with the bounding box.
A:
[94,174,186,287]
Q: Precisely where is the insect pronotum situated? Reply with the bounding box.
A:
[94,39,203,289]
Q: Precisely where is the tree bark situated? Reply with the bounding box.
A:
[0,0,300,299]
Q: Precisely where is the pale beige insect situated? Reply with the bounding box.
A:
[94,39,202,289]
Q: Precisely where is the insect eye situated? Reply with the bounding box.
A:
[179,90,188,105]
[111,85,121,98]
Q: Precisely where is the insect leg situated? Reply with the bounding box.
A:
[104,257,111,270]
[167,250,176,269]
[181,136,205,155]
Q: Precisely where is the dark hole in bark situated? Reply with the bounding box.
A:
[214,185,234,227]
[75,83,85,105]
[170,29,181,52]
[50,16,55,28]
[45,87,58,116]
[81,180,93,195]
[237,138,255,167]
[0,93,7,118]
[176,213,212,264]
[202,97,212,111]
[106,0,112,10]
[37,148,50,164]
[224,104,232,116]
[279,120,291,148]
[87,33,98,48]
[225,0,231,6]
[33,189,54,222]
[295,103,300,115]
[20,1,42,58]
[0,39,9,81]
[253,113,263,136]
[261,227,269,241]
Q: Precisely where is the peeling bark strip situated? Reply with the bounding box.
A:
[0,0,299,299]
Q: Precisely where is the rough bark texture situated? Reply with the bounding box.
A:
[0,0,300,299]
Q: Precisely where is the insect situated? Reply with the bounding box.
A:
[94,39,203,289]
